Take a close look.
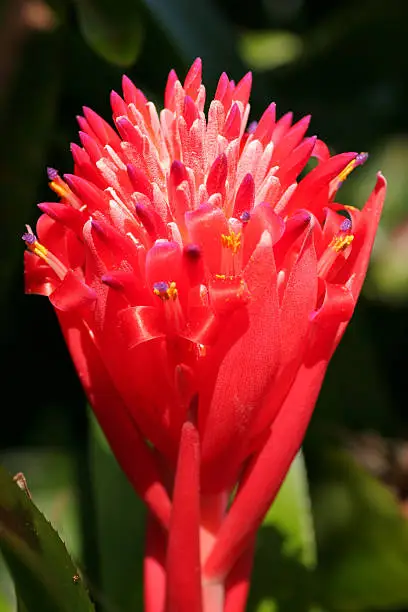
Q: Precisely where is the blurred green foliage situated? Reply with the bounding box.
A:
[0,465,93,611]
[1,0,408,609]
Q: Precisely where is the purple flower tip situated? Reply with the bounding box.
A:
[153,281,169,293]
[240,211,251,223]
[356,152,369,166]
[47,167,59,181]
[247,121,258,134]
[184,243,201,260]
[340,217,352,232]
[90,219,105,235]
[22,232,36,244]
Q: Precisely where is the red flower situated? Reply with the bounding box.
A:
[23,59,385,611]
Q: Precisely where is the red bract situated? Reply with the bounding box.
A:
[23,59,386,611]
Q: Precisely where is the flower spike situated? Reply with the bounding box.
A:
[22,58,385,611]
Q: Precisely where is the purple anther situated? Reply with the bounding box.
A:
[240,210,251,223]
[153,281,169,293]
[356,152,369,166]
[184,243,201,260]
[47,167,59,181]
[22,232,36,244]
[247,121,258,134]
[340,217,352,232]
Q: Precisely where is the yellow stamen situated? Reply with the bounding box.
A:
[336,160,357,185]
[49,180,70,199]
[23,225,67,279]
[330,234,354,253]
[335,152,368,187]
[221,231,241,254]
[153,281,178,301]
[31,241,49,258]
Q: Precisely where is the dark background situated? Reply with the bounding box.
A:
[1,0,408,610]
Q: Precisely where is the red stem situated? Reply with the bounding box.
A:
[165,419,202,612]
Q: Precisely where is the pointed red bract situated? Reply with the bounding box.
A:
[57,312,172,530]
[166,418,202,612]
[23,58,385,611]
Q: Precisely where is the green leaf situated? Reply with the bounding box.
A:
[0,551,14,612]
[0,465,94,612]
[239,30,303,72]
[265,452,316,567]
[249,452,318,611]
[0,450,81,563]
[89,412,146,611]
[312,448,408,610]
[0,589,12,612]
[74,0,143,66]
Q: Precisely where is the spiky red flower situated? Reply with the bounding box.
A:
[23,59,385,611]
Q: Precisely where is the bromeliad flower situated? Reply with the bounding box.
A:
[23,59,386,611]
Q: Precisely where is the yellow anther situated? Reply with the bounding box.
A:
[32,242,50,259]
[330,234,354,253]
[22,226,67,280]
[336,153,368,186]
[23,234,49,260]
[49,181,69,199]
[153,281,178,301]
[336,160,357,185]
[221,231,241,254]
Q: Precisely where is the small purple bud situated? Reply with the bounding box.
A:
[247,121,258,134]
[22,232,36,245]
[240,211,251,223]
[47,167,59,181]
[340,218,352,232]
[356,152,369,166]
[153,281,169,293]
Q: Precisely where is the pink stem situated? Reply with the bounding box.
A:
[144,512,167,612]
